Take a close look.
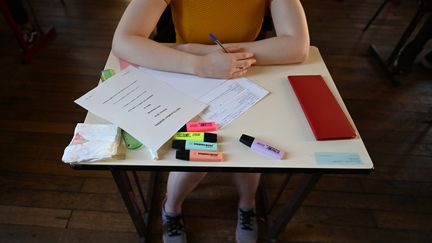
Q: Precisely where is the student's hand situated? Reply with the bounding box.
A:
[174,44,245,56]
[195,50,256,79]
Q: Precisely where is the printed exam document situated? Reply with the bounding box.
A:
[75,66,207,151]
[139,67,269,128]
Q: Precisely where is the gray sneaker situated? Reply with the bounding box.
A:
[236,208,258,243]
[162,201,187,243]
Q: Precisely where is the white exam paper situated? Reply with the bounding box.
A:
[139,67,269,128]
[75,66,207,151]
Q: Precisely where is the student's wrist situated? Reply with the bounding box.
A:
[190,55,204,76]
[179,53,201,76]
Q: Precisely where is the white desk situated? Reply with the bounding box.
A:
[78,46,373,172]
[71,46,373,242]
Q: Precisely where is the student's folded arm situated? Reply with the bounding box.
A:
[112,0,198,74]
[225,0,310,65]
[111,0,255,79]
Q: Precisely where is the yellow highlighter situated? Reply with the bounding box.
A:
[173,132,217,143]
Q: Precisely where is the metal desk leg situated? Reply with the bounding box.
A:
[112,170,158,243]
[261,173,321,242]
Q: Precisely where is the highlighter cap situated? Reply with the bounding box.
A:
[239,134,254,147]
[204,133,217,142]
[178,125,187,132]
[176,150,190,160]
[172,140,186,149]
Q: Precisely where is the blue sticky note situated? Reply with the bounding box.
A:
[314,152,362,165]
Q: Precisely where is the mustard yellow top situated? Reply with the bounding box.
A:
[164,0,267,44]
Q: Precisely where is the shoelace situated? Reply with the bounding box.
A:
[165,214,184,237]
[239,209,256,231]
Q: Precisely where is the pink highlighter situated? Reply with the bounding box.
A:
[239,134,285,160]
[178,121,218,132]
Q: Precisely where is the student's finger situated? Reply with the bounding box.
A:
[235,59,256,69]
[231,68,248,78]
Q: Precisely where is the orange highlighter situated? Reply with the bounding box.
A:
[176,150,223,162]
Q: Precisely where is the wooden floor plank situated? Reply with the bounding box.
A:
[374,211,432,231]
[68,210,135,233]
[0,171,84,192]
[281,223,432,243]
[0,189,126,213]
[0,224,139,243]
[302,191,432,213]
[0,205,70,228]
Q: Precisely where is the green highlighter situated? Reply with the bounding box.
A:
[121,130,143,150]
[100,69,143,150]
[100,69,116,81]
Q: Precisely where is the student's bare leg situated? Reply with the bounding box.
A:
[234,173,260,242]
[233,173,261,209]
[165,171,207,214]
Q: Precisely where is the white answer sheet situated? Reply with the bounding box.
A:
[75,66,207,151]
[139,67,269,128]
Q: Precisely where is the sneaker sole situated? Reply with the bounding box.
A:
[236,235,257,243]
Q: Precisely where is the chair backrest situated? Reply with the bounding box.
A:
[420,0,432,11]
[153,6,175,42]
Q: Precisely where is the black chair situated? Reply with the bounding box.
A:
[368,0,432,85]
[153,6,175,43]
[0,0,56,62]
[363,0,401,31]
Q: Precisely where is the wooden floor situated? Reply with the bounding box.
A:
[1,0,431,242]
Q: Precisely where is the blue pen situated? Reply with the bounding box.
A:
[209,33,229,53]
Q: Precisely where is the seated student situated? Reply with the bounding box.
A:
[4,0,38,45]
[112,0,309,242]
